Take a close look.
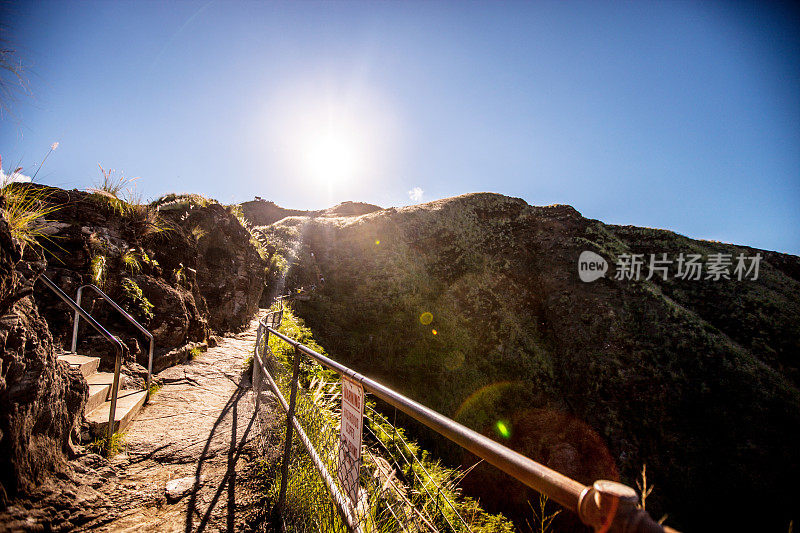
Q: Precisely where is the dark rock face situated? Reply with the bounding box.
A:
[0,204,88,503]
[241,198,381,226]
[20,186,264,371]
[157,200,265,333]
[255,192,800,531]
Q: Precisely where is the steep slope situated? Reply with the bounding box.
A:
[254,193,800,531]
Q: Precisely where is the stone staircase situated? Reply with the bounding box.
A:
[58,353,148,438]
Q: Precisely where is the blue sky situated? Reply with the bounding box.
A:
[1,1,798,254]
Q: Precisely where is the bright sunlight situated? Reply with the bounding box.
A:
[304,130,361,186]
[265,81,400,200]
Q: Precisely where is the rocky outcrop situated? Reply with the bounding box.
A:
[0,201,88,505]
[20,186,264,372]
[156,198,265,333]
[254,192,800,531]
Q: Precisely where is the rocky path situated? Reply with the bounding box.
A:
[94,313,278,532]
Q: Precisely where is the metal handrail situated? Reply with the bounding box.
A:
[38,275,123,454]
[262,319,677,533]
[71,284,154,401]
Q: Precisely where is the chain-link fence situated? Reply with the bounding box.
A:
[252,307,485,532]
[250,302,674,533]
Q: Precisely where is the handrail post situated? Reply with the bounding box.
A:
[145,339,154,402]
[579,480,669,533]
[106,342,122,454]
[276,344,302,519]
[71,286,84,353]
[254,324,262,411]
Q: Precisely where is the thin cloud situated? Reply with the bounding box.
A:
[408,186,423,202]
[0,168,32,183]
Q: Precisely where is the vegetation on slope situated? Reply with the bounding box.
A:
[256,306,517,532]
[255,193,800,532]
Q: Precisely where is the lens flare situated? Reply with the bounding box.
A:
[496,420,511,439]
[444,350,465,370]
[420,312,433,325]
[453,382,516,421]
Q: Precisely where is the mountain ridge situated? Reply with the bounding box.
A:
[253,191,800,531]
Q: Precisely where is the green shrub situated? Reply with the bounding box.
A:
[148,381,163,397]
[262,307,514,532]
[120,277,154,322]
[89,254,107,287]
[140,249,159,268]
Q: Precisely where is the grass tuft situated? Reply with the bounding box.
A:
[526,494,561,533]
[187,346,202,360]
[89,165,170,238]
[148,380,163,397]
[191,225,207,241]
[87,431,126,457]
[0,181,60,254]
[121,248,141,274]
[89,165,139,215]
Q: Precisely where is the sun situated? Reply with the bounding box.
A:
[305,131,360,186]
[264,81,400,199]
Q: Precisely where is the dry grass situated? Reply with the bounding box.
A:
[89,165,171,238]
[0,179,60,254]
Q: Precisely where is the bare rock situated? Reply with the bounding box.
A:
[0,204,88,501]
[165,475,205,502]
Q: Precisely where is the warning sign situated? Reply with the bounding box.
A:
[339,376,364,505]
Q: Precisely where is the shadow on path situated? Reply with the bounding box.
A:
[184,373,257,533]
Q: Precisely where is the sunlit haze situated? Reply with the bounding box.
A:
[0,1,798,253]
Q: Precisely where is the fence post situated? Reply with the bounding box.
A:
[276,344,302,518]
[254,324,262,411]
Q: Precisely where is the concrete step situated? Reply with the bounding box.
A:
[86,389,148,438]
[57,353,101,379]
[85,372,126,414]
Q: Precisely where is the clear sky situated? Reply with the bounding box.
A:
[1,1,798,254]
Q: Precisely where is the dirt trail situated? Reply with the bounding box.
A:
[95,313,276,532]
